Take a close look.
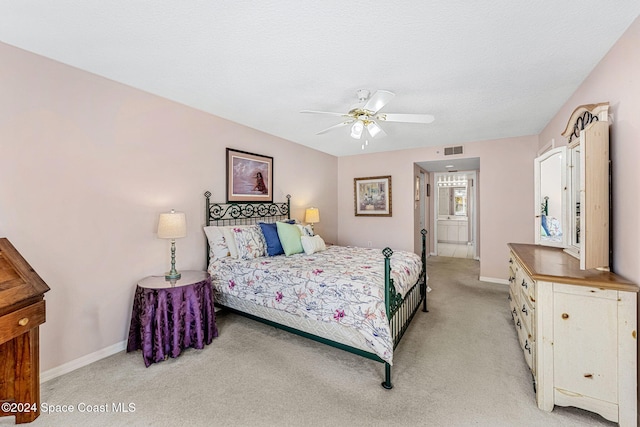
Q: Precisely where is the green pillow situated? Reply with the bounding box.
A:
[276,222,303,256]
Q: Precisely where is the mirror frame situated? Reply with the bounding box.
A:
[534,146,568,248]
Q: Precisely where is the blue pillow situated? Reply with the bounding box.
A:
[541,215,551,237]
[259,222,284,256]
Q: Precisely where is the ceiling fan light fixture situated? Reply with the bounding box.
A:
[301,89,434,144]
[350,121,364,139]
[366,121,382,138]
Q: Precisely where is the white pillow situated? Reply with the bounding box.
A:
[301,235,326,255]
[296,224,314,237]
[222,227,239,258]
[203,226,230,259]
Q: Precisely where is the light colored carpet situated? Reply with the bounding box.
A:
[2,257,616,426]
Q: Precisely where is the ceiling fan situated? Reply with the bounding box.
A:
[300,89,435,145]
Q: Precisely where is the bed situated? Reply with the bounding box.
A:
[203,191,427,388]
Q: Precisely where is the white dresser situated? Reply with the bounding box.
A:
[508,243,638,426]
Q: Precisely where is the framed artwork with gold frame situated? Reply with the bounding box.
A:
[354,175,392,216]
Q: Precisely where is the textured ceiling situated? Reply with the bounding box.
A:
[1,2,638,157]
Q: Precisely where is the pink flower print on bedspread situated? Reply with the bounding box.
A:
[333,309,345,322]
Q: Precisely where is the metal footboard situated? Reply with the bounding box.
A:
[381,229,428,389]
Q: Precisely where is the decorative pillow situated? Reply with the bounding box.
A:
[547,217,562,237]
[296,224,314,237]
[276,221,303,256]
[259,222,284,256]
[301,235,326,255]
[203,226,230,259]
[222,226,240,258]
[232,225,266,259]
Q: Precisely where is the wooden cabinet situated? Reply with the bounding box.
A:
[508,243,637,426]
[437,219,468,243]
[0,238,50,424]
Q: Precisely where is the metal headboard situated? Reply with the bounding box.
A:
[204,191,291,262]
[204,191,291,226]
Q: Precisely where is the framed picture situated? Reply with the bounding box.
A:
[226,148,273,202]
[354,175,392,217]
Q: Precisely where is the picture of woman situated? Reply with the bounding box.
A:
[254,172,267,194]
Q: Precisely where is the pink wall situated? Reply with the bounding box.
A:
[0,42,337,372]
[539,16,640,285]
[337,135,539,280]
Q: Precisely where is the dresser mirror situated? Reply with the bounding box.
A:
[567,142,581,254]
[534,146,567,248]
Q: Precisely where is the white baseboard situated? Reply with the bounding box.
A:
[41,340,126,383]
[479,276,509,285]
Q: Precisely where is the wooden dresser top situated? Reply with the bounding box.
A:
[508,243,638,293]
[0,238,50,315]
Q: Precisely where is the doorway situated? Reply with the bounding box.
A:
[415,158,479,260]
[434,170,477,259]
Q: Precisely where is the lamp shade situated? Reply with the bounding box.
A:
[157,210,187,239]
[350,121,364,139]
[305,207,320,224]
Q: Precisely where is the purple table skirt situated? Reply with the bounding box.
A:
[127,278,218,366]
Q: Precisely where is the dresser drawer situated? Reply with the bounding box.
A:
[519,296,535,336]
[516,270,535,307]
[0,300,45,343]
[553,282,618,300]
[509,289,520,324]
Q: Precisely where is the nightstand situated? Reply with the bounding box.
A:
[127,270,218,366]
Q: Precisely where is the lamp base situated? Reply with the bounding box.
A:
[165,271,181,281]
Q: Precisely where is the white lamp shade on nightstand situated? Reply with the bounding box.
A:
[305,207,320,224]
[157,210,187,239]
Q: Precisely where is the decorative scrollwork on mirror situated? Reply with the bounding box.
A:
[562,103,609,142]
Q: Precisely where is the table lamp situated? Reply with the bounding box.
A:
[305,207,320,232]
[157,209,187,281]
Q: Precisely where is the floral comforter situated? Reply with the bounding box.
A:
[208,245,422,364]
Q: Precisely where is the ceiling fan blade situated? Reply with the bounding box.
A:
[377,113,435,124]
[362,90,395,113]
[366,121,387,138]
[300,109,349,117]
[316,120,354,135]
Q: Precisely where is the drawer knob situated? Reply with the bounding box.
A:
[584,373,593,379]
[561,313,569,320]
[18,317,29,326]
